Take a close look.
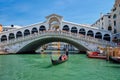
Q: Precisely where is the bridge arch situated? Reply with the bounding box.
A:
[17,36,88,53]
[71,27,78,33]
[87,30,94,37]
[31,27,38,34]
[62,25,69,31]
[95,32,102,39]
[79,28,86,35]
[103,34,110,41]
[9,33,15,40]
[24,29,30,36]
[16,31,23,38]
[39,25,46,31]
[1,35,7,42]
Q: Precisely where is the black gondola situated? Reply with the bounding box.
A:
[51,50,69,65]
[109,56,120,63]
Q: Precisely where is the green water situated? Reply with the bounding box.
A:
[0,53,120,80]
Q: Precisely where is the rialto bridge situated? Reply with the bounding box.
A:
[0,14,116,53]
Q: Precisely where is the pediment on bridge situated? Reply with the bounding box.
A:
[45,14,63,31]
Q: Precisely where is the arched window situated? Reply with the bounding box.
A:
[87,30,94,37]
[108,26,112,31]
[103,34,110,41]
[31,27,38,34]
[9,33,15,40]
[24,29,30,36]
[1,35,7,42]
[16,31,22,38]
[39,25,46,31]
[71,27,77,33]
[95,32,102,39]
[62,25,69,31]
[79,28,86,35]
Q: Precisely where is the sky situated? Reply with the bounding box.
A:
[0,0,115,26]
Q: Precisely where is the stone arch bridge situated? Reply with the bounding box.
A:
[0,14,116,53]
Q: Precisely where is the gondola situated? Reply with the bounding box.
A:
[51,50,69,65]
[109,56,120,63]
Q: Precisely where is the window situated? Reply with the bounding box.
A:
[108,15,111,18]
[101,17,103,20]
[108,26,112,31]
[114,21,116,26]
[113,7,116,11]
[113,14,117,19]
[114,29,117,34]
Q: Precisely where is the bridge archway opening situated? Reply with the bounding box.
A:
[9,33,15,40]
[39,25,46,31]
[31,27,38,34]
[62,25,69,31]
[17,37,88,53]
[24,29,30,36]
[1,35,7,42]
[87,30,94,37]
[16,31,22,38]
[79,28,86,35]
[71,27,77,33]
[95,32,102,39]
[103,34,110,41]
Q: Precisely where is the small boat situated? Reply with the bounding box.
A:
[87,51,106,59]
[51,51,68,65]
[109,56,120,63]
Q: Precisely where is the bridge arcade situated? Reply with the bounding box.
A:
[0,14,114,53]
[0,14,112,42]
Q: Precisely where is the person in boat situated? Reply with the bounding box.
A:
[59,49,68,61]
[59,54,68,61]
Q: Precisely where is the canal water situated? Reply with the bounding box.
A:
[0,51,120,80]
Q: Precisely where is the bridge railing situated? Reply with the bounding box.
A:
[0,30,116,47]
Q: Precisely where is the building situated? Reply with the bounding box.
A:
[92,0,120,43]
[91,13,112,32]
[92,0,120,33]
[0,24,3,32]
[111,0,120,33]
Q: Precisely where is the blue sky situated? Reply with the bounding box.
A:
[0,0,115,26]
